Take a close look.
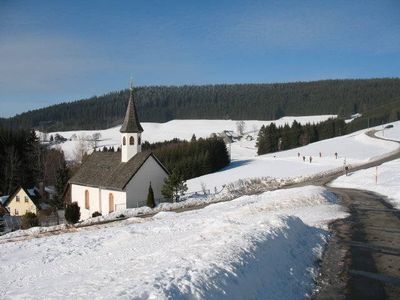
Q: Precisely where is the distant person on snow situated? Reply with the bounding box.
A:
[298,152,301,158]
[335,152,338,159]
[303,156,306,162]
[319,152,322,158]
[309,156,312,163]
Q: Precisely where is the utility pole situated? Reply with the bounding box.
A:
[375,166,378,185]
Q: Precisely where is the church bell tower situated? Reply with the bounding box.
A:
[120,83,143,162]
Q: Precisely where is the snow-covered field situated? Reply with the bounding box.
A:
[0,186,347,299]
[187,123,400,193]
[47,115,336,160]
[375,121,400,141]
[330,158,400,209]
[330,123,400,208]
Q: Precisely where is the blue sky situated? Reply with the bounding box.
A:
[1,0,400,117]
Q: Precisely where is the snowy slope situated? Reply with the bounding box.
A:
[323,122,400,207]
[187,124,400,193]
[47,115,336,160]
[330,158,400,209]
[375,122,400,141]
[0,186,347,299]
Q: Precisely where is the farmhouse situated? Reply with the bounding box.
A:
[69,85,169,220]
[3,187,41,216]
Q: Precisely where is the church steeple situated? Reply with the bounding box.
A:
[120,85,143,133]
[120,83,143,162]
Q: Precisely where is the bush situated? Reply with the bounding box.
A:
[65,202,81,224]
[21,212,39,229]
[92,211,102,217]
[146,183,156,208]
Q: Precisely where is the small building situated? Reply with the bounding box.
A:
[69,84,170,220]
[3,187,41,216]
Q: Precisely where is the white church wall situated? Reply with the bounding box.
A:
[125,156,168,208]
[71,184,100,220]
[100,189,126,215]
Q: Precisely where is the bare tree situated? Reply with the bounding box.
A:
[236,120,246,136]
[252,124,258,137]
[91,132,102,150]
[200,182,207,195]
[73,135,89,163]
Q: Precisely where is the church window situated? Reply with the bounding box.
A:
[129,136,134,145]
[85,190,90,209]
[123,137,126,145]
[109,193,114,213]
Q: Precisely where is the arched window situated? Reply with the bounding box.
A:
[109,193,114,213]
[123,137,126,145]
[129,136,134,145]
[138,136,141,145]
[85,190,90,209]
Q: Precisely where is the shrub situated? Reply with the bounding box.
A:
[146,183,156,208]
[21,212,39,229]
[65,202,81,224]
[92,211,102,218]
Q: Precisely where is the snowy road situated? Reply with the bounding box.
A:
[313,187,400,299]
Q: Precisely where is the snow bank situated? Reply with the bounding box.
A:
[330,158,400,209]
[0,186,347,299]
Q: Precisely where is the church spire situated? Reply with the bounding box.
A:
[120,84,143,133]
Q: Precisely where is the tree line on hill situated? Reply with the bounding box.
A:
[143,135,230,182]
[256,94,400,155]
[2,78,400,131]
[256,119,346,155]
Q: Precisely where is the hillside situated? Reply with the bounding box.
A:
[2,78,400,131]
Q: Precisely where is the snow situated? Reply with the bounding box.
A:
[46,116,336,160]
[328,121,400,208]
[187,124,399,193]
[0,186,347,299]
[375,122,400,141]
[330,158,400,209]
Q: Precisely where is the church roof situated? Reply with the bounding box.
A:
[69,151,169,191]
[120,88,143,133]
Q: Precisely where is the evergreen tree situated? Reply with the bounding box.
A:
[55,161,70,208]
[161,171,188,202]
[146,183,156,208]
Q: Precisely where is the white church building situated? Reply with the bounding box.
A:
[69,86,169,220]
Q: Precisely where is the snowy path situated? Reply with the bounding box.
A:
[314,187,400,299]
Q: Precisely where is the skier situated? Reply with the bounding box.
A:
[309,156,312,163]
[335,152,338,159]
[303,156,306,162]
